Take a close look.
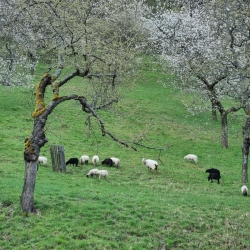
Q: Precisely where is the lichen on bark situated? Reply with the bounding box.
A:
[32,74,51,117]
[51,81,61,100]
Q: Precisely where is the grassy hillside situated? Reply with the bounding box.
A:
[0,56,249,249]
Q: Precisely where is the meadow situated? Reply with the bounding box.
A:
[1,56,250,249]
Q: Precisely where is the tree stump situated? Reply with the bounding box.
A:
[50,145,66,172]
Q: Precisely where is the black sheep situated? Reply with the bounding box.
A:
[205,168,220,174]
[66,158,79,166]
[207,172,221,184]
[101,158,114,167]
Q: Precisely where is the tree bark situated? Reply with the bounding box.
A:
[221,111,228,149]
[241,116,250,183]
[20,74,51,212]
[20,160,38,213]
[211,99,217,120]
[21,118,47,212]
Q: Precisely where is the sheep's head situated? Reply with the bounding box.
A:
[142,158,146,164]
[242,186,248,196]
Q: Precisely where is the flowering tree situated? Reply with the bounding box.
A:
[207,0,250,182]
[146,0,250,181]
[146,3,241,149]
[0,0,36,86]
[5,0,148,213]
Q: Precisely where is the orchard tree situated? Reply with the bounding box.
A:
[0,0,36,86]
[7,0,148,213]
[146,3,241,149]
[207,0,250,182]
[146,0,250,181]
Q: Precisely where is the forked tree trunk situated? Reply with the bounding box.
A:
[241,116,250,183]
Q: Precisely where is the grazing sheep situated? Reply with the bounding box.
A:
[95,169,108,179]
[142,158,158,173]
[102,158,114,167]
[92,155,99,166]
[241,185,248,196]
[66,158,79,166]
[205,168,220,175]
[111,157,120,168]
[80,155,89,165]
[86,168,99,178]
[207,172,221,184]
[38,156,47,165]
[184,154,198,164]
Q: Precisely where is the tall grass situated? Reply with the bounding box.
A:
[0,56,249,249]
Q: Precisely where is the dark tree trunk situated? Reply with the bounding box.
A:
[221,111,228,149]
[211,99,217,120]
[20,160,39,212]
[20,74,51,212]
[5,44,14,86]
[21,117,47,212]
[241,116,250,183]
[28,51,36,75]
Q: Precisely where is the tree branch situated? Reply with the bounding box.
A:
[132,142,171,151]
[104,131,137,151]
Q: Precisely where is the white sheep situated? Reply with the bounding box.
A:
[142,158,158,173]
[92,155,100,166]
[184,154,198,164]
[241,185,248,196]
[110,157,120,168]
[80,155,89,165]
[95,169,108,179]
[38,156,47,165]
[86,168,99,178]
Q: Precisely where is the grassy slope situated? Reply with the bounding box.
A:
[0,56,249,250]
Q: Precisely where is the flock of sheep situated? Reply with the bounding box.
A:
[38,153,248,196]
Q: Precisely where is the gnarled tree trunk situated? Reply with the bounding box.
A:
[21,115,49,212]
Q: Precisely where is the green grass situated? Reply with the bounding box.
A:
[1,56,250,249]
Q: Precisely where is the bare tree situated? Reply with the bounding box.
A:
[4,0,148,212]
